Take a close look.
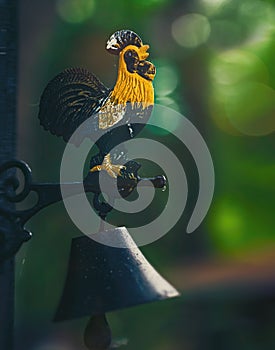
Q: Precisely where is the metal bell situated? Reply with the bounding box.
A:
[54,226,179,321]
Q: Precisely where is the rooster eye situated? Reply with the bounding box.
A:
[124,50,139,73]
[125,50,133,57]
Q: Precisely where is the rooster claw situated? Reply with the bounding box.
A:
[90,154,126,178]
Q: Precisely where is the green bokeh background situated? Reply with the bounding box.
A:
[15,0,275,349]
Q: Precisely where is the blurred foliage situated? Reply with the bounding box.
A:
[15,0,275,349]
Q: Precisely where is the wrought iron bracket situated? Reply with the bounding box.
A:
[0,159,166,262]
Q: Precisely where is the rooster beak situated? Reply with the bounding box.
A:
[139,45,150,60]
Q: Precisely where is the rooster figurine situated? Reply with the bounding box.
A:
[38,29,156,178]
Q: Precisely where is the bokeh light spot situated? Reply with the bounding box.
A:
[208,48,275,135]
[210,50,269,86]
[172,13,211,48]
[239,0,275,27]
[154,65,178,97]
[200,0,231,16]
[225,82,275,136]
[211,198,246,252]
[238,0,275,43]
[56,0,95,24]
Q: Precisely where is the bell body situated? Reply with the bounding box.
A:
[55,227,179,321]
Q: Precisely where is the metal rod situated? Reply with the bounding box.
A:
[0,0,18,349]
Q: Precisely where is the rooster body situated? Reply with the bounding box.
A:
[38,30,156,177]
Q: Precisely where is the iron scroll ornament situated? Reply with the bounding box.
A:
[0,159,166,262]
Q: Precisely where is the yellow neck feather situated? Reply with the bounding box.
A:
[98,47,155,129]
[110,51,154,108]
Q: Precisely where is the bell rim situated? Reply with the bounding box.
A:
[54,288,180,322]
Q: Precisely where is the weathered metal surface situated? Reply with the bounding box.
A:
[55,227,179,321]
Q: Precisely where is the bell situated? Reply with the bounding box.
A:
[54,226,179,321]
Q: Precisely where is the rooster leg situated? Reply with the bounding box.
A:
[90,153,126,178]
